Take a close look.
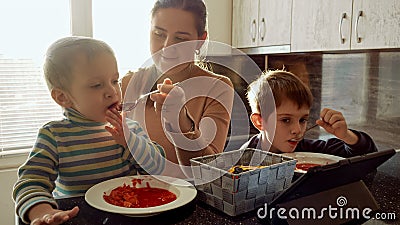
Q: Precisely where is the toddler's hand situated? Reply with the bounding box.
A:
[105,106,128,148]
[31,206,79,225]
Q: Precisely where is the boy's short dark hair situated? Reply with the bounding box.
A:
[247,70,313,117]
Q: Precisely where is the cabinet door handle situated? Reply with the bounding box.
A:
[250,19,257,42]
[259,18,266,42]
[339,13,346,44]
[355,10,363,43]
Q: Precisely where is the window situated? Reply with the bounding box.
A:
[0,0,69,156]
[92,0,154,74]
[0,1,154,157]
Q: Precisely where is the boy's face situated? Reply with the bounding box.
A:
[270,99,310,153]
[66,52,121,122]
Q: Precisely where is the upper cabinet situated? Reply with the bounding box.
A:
[232,0,292,51]
[291,0,400,52]
[258,0,292,47]
[291,0,352,52]
[232,0,259,48]
[351,0,400,50]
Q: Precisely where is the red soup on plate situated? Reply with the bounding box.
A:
[295,163,321,172]
[103,178,177,208]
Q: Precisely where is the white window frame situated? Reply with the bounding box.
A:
[70,0,93,37]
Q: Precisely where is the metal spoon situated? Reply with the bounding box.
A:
[121,82,180,112]
[290,123,319,141]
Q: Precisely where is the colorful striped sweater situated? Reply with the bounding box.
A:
[13,108,165,223]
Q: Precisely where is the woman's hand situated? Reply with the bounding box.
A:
[29,204,79,225]
[150,78,180,111]
[317,108,358,145]
[150,78,192,133]
[105,106,128,148]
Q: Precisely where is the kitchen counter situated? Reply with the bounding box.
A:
[17,151,399,225]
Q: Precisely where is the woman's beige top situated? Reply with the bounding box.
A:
[121,64,234,177]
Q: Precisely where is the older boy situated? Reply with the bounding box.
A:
[241,70,377,157]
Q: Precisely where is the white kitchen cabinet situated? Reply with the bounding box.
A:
[351,0,400,50]
[291,0,400,52]
[232,0,259,48]
[257,0,292,47]
[291,0,353,52]
[232,0,292,51]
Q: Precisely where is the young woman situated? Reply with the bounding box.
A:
[121,0,234,177]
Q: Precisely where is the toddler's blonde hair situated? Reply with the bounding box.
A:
[43,36,116,91]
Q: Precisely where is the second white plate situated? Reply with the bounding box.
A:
[283,152,344,173]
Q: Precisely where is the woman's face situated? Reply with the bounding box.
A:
[150,8,206,73]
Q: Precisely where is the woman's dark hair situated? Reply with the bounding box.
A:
[151,0,207,37]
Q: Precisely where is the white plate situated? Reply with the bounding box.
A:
[85,175,197,217]
[283,152,344,173]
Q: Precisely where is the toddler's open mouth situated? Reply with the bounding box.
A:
[108,102,121,111]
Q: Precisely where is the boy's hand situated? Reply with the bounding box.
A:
[29,204,79,225]
[317,108,358,145]
[105,106,128,148]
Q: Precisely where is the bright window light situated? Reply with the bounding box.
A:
[93,0,154,75]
